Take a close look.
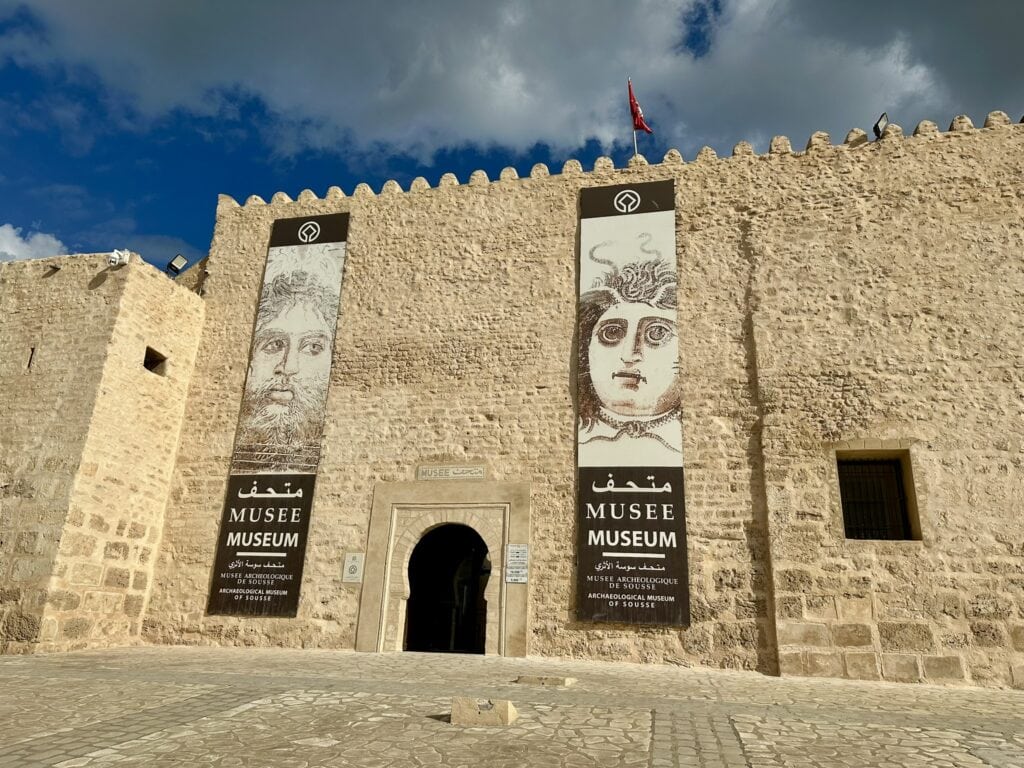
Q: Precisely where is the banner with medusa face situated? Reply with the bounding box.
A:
[576,181,690,626]
[208,213,348,617]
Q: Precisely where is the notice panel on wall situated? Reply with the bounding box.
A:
[575,181,690,626]
[207,213,349,617]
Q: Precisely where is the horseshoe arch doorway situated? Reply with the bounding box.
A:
[404,524,490,653]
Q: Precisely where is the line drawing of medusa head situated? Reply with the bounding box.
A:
[577,234,682,462]
[233,269,340,473]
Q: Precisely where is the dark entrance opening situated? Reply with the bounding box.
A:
[404,524,490,654]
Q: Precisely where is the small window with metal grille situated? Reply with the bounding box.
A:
[837,452,920,540]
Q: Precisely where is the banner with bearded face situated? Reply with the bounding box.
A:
[208,213,348,618]
[575,181,690,627]
[233,261,341,472]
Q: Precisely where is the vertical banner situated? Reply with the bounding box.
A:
[207,213,349,617]
[576,181,690,626]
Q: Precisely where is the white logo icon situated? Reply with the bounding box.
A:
[613,189,641,214]
[297,221,321,243]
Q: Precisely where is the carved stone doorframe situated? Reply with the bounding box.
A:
[355,481,531,656]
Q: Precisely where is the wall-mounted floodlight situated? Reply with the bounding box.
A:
[873,112,889,139]
[167,254,189,275]
[108,249,131,267]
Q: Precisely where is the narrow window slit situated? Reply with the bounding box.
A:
[143,347,168,376]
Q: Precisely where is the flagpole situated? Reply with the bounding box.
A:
[628,77,637,158]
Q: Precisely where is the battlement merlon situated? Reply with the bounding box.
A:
[215,109,1022,211]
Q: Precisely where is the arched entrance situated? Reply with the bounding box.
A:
[355,482,531,656]
[404,524,490,653]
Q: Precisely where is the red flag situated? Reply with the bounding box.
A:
[628,79,653,134]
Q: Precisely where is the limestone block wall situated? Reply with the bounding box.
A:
[145,164,776,672]
[0,255,204,653]
[755,120,1024,687]
[142,112,1024,686]
[0,255,121,652]
[38,261,204,650]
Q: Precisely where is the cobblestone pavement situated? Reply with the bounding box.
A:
[0,648,1021,767]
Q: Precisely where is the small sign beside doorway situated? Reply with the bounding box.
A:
[505,544,529,584]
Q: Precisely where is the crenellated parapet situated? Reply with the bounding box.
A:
[217,109,1023,210]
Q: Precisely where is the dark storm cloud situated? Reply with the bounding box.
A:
[0,0,1019,160]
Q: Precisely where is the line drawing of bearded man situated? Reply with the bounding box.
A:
[233,269,339,473]
[577,234,682,466]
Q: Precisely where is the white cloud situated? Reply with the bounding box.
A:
[0,0,1019,161]
[0,223,66,262]
[647,1,946,152]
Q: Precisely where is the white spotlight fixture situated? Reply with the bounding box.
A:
[873,112,889,139]
[167,254,189,275]
[107,249,131,267]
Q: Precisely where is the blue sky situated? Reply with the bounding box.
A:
[1,0,1020,271]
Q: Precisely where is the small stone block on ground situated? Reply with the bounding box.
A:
[514,675,576,687]
[1011,663,1024,690]
[450,696,518,725]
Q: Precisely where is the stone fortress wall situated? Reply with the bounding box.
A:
[0,257,204,652]
[2,110,1023,688]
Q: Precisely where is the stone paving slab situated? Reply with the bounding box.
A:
[0,647,1021,767]
[48,692,650,768]
[0,675,219,747]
